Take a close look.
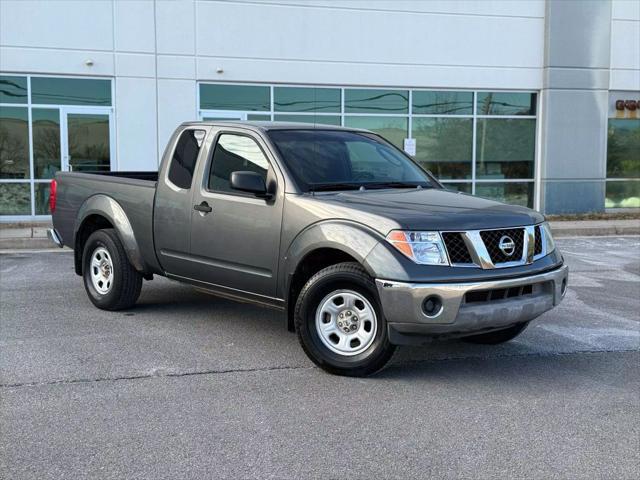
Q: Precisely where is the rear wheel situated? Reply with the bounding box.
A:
[462,322,529,345]
[295,262,396,376]
[82,229,142,310]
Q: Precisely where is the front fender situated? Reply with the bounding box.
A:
[279,220,389,299]
[74,194,145,272]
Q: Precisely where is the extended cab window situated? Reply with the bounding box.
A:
[209,134,269,193]
[168,129,204,189]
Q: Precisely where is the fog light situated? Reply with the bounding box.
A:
[422,296,443,318]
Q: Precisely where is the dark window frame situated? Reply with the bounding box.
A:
[166,128,206,191]
[204,130,276,198]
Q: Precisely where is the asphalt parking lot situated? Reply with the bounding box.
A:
[1,236,639,479]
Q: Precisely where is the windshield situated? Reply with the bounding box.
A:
[267,129,437,192]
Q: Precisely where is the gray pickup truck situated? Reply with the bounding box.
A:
[50,121,568,376]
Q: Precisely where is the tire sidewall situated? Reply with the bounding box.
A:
[82,231,121,308]
[297,269,392,372]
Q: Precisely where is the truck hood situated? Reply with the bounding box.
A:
[309,187,544,232]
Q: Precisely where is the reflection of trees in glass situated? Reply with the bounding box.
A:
[33,120,61,178]
[476,119,535,179]
[413,118,472,179]
[476,182,533,208]
[68,117,110,171]
[477,92,536,115]
[0,122,29,179]
[605,181,640,208]
[607,119,640,178]
[0,183,30,214]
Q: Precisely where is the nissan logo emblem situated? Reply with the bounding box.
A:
[499,235,516,256]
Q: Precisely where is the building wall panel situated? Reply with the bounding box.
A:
[115,77,158,171]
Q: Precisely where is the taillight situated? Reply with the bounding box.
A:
[49,179,57,213]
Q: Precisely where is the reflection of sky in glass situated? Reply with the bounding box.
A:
[31,77,111,106]
[0,76,28,104]
[219,135,268,169]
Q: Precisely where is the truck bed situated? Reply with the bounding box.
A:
[52,171,161,273]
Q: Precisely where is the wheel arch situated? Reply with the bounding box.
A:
[73,194,145,275]
[281,221,383,332]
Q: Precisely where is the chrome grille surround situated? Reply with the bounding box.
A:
[441,224,549,269]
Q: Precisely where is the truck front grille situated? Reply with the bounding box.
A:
[479,228,525,264]
[534,225,543,255]
[440,224,544,269]
[442,232,473,264]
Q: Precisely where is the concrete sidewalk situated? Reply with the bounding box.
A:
[0,222,54,250]
[1,218,639,250]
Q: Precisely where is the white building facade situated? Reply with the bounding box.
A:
[0,0,638,219]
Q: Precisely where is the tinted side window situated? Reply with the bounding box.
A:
[209,134,269,193]
[168,129,204,189]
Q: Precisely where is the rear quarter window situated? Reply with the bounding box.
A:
[168,129,205,189]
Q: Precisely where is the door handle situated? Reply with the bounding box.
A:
[194,201,212,213]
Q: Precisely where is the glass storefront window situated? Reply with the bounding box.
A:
[412,118,472,179]
[196,83,539,211]
[274,87,340,113]
[34,182,51,215]
[0,75,28,104]
[1,75,114,217]
[477,92,536,116]
[345,89,408,114]
[274,114,341,126]
[33,108,61,179]
[200,84,270,111]
[412,91,473,115]
[31,77,111,106]
[0,106,30,179]
[0,183,31,215]
[442,183,472,194]
[605,181,640,208]
[247,114,271,121]
[475,182,533,208]
[67,114,111,172]
[607,119,640,178]
[344,116,407,149]
[476,118,535,179]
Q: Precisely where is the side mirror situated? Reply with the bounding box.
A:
[230,171,270,197]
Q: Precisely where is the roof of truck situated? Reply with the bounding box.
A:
[180,120,369,132]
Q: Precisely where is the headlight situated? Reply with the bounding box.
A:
[541,222,556,254]
[386,230,449,265]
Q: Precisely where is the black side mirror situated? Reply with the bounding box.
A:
[230,171,270,197]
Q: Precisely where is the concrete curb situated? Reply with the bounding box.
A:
[550,219,640,237]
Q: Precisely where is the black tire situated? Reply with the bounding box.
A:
[462,322,529,345]
[294,262,396,377]
[82,229,142,310]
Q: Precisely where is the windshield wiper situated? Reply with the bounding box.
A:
[307,182,364,192]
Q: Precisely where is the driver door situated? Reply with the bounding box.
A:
[188,129,284,298]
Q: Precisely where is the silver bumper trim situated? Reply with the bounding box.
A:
[47,228,63,248]
[376,264,568,336]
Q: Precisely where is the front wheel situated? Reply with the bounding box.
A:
[82,229,142,310]
[462,322,529,345]
[294,262,396,376]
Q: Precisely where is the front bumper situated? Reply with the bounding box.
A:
[376,264,568,345]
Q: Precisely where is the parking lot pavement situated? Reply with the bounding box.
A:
[1,237,639,479]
